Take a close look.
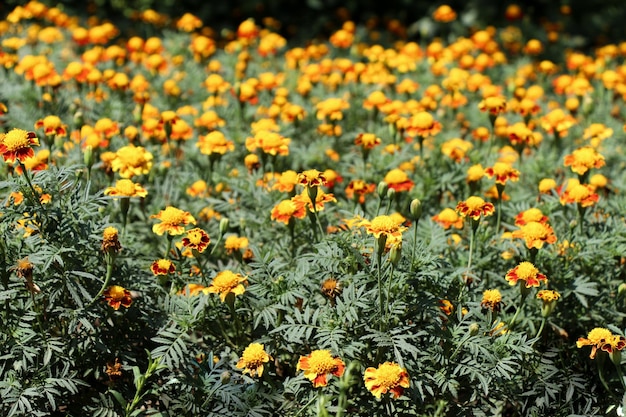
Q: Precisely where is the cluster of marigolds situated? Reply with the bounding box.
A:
[3,0,626,404]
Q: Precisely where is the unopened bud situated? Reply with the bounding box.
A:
[386,187,396,201]
[469,322,480,336]
[83,145,94,170]
[389,243,402,267]
[618,283,626,299]
[73,111,84,129]
[219,218,229,235]
[220,370,231,384]
[377,181,388,198]
[410,199,422,221]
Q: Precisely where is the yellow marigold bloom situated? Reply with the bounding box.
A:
[364,215,407,239]
[478,96,507,115]
[111,144,153,179]
[537,289,560,302]
[406,112,442,137]
[176,12,202,32]
[456,196,495,220]
[511,221,557,249]
[432,208,463,230]
[186,180,208,198]
[583,123,613,147]
[245,130,290,156]
[384,168,414,192]
[466,164,485,183]
[94,118,119,139]
[297,350,345,387]
[224,235,249,254]
[236,343,271,377]
[484,162,520,185]
[237,18,259,41]
[18,149,49,172]
[34,115,67,137]
[364,362,410,399]
[589,174,608,190]
[433,4,456,22]
[363,91,389,111]
[508,122,541,147]
[439,299,454,316]
[515,208,548,226]
[441,138,473,162]
[559,183,599,207]
[101,226,121,254]
[104,179,148,198]
[197,131,235,156]
[272,170,298,193]
[181,228,211,253]
[271,199,307,224]
[150,259,175,275]
[538,178,557,194]
[316,97,350,121]
[481,289,503,312]
[297,169,327,188]
[293,189,336,213]
[541,108,576,137]
[0,128,39,164]
[577,328,626,359]
[563,147,605,176]
[151,206,196,236]
[207,270,248,302]
[505,261,547,288]
[178,283,210,296]
[103,285,132,310]
[355,133,381,150]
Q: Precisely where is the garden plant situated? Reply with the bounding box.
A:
[2,2,626,416]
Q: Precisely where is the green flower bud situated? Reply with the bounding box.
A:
[377,181,388,198]
[219,218,230,235]
[83,145,94,170]
[410,198,422,221]
[389,243,402,267]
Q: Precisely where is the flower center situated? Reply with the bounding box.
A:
[374,363,404,387]
[515,262,539,280]
[370,215,397,233]
[108,285,126,300]
[569,184,591,201]
[385,169,408,184]
[242,344,267,365]
[115,179,136,195]
[307,350,337,374]
[161,207,186,225]
[587,327,613,344]
[413,112,434,128]
[187,230,205,244]
[521,222,546,239]
[521,208,544,223]
[3,129,32,151]
[465,196,486,211]
[213,271,240,290]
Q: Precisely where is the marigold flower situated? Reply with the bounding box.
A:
[176,284,209,296]
[439,299,454,316]
[103,285,132,310]
[292,189,336,213]
[537,289,560,317]
[151,259,175,275]
[0,128,39,164]
[406,112,442,137]
[104,179,148,198]
[271,170,299,193]
[538,178,557,194]
[563,147,605,176]
[176,12,202,32]
[364,362,410,399]
[511,221,557,249]
[484,162,520,185]
[316,97,350,121]
[541,108,576,137]
[105,358,123,380]
[515,208,548,226]
[466,164,485,183]
[364,215,407,239]
[151,206,196,236]
[297,169,327,188]
[505,261,547,288]
[245,130,290,156]
[111,144,153,179]
[345,179,376,204]
[456,196,495,220]
[478,96,507,115]
[207,270,248,302]
[224,235,249,254]
[559,183,599,208]
[236,343,271,377]
[271,199,307,224]
[321,278,342,302]
[297,350,345,387]
[432,208,464,229]
[384,168,414,192]
[34,115,67,137]
[181,228,211,253]
[432,4,457,22]
[481,289,503,312]
[577,328,626,359]
[101,226,121,254]
[197,131,235,156]
[355,133,381,150]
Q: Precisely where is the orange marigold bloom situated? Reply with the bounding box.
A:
[297,169,327,188]
[271,199,307,224]
[559,183,599,208]
[515,208,548,226]
[441,138,473,162]
[384,168,414,192]
[456,196,495,220]
[103,285,132,310]
[176,12,202,32]
[178,283,209,296]
[34,115,67,137]
[245,130,291,156]
[481,289,503,312]
[181,228,211,253]
[432,208,464,229]
[272,170,299,193]
[151,206,196,236]
[150,259,175,275]
[563,147,605,176]
[511,221,557,249]
[478,95,507,115]
[364,362,410,399]
[297,350,345,387]
[0,128,39,164]
[345,179,376,204]
[236,343,271,377]
[101,226,121,254]
[104,179,148,198]
[577,328,626,359]
[316,97,350,121]
[207,270,247,302]
[541,108,576,137]
[406,112,442,137]
[484,162,520,185]
[505,261,547,288]
[432,4,456,22]
[197,131,235,156]
[293,189,336,213]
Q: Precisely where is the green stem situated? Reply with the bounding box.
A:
[293,394,318,417]
[508,291,528,330]
[19,161,44,211]
[411,221,418,272]
[86,253,115,309]
[534,318,546,342]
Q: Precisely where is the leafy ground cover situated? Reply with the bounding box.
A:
[1,2,626,416]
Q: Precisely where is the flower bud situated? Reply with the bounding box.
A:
[389,243,402,267]
[220,370,231,384]
[219,218,230,235]
[73,111,84,130]
[469,322,480,336]
[410,198,422,221]
[386,187,396,201]
[377,181,388,198]
[83,145,94,170]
